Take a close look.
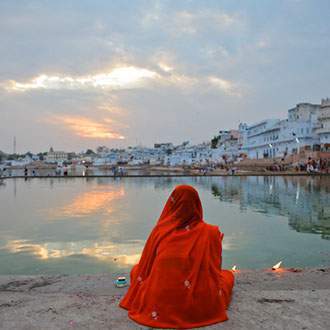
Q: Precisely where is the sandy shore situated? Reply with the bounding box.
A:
[0,268,329,329]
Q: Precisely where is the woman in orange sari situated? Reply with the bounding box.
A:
[120,185,234,329]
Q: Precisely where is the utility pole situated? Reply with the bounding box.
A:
[13,136,16,154]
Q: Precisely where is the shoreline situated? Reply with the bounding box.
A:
[1,268,329,329]
[2,172,330,179]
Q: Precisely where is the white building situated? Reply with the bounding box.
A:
[46,147,68,163]
[240,119,281,159]
[163,143,213,166]
[154,143,174,151]
[94,153,118,166]
[240,100,328,159]
[216,130,240,161]
[315,98,330,149]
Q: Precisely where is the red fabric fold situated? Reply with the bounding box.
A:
[120,185,234,329]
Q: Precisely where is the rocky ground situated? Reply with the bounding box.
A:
[0,268,329,330]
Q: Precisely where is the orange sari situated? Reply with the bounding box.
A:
[120,185,234,329]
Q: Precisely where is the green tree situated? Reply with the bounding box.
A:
[211,136,220,149]
[86,149,96,155]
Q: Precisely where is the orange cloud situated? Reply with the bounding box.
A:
[49,115,125,139]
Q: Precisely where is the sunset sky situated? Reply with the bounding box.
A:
[1,0,329,153]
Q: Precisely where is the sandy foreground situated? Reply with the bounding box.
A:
[0,268,329,330]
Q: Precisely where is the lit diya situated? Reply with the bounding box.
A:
[272,261,282,271]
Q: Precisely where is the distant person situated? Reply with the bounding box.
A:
[113,166,117,176]
[24,167,28,177]
[118,167,124,176]
[120,185,234,328]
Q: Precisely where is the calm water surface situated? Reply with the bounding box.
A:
[0,176,329,274]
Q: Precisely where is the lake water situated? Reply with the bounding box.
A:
[0,176,329,274]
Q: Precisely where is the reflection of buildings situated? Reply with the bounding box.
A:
[210,176,330,240]
[148,176,330,240]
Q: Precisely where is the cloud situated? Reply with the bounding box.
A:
[46,115,125,140]
[3,63,242,97]
[203,46,230,59]
[208,76,242,96]
[157,61,174,73]
[141,6,239,36]
[5,66,159,92]
[174,9,237,34]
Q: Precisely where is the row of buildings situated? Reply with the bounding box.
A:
[93,142,216,167]
[29,97,330,166]
[237,98,330,160]
[2,98,329,169]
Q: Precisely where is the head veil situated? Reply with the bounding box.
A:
[120,185,228,328]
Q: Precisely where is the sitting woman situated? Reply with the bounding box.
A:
[120,185,234,329]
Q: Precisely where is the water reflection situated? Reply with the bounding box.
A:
[1,176,330,273]
[211,176,330,239]
[45,187,125,219]
[5,239,143,267]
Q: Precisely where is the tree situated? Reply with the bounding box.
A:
[37,153,44,161]
[211,136,220,149]
[96,146,108,154]
[85,149,96,155]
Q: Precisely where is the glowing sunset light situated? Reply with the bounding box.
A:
[91,66,158,88]
[158,62,174,72]
[46,188,126,219]
[50,115,125,140]
[0,1,328,153]
[272,261,282,270]
[7,66,158,92]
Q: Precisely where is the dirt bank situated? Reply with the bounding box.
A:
[0,268,329,329]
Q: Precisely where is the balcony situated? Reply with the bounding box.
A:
[318,110,330,120]
[315,127,330,135]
